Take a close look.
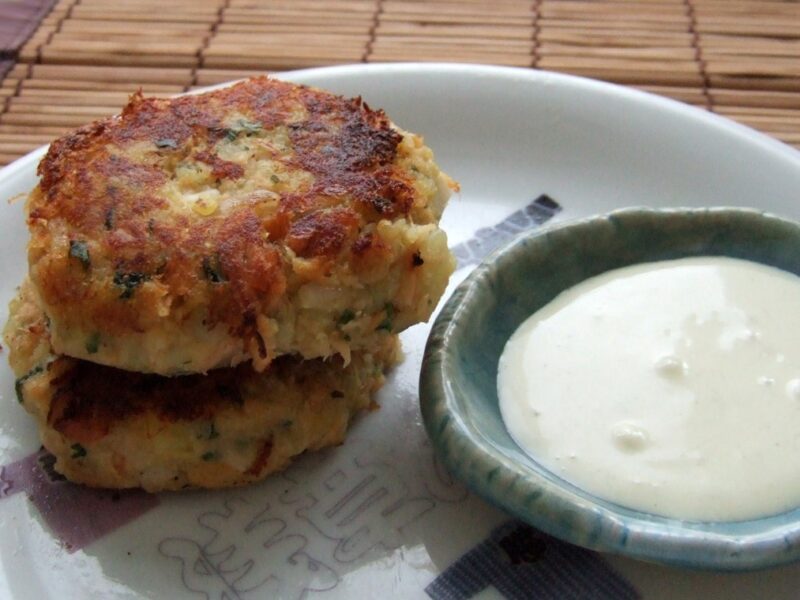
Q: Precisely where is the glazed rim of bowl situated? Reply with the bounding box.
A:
[420,206,800,571]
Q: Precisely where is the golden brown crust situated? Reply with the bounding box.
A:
[48,359,248,444]
[28,76,454,373]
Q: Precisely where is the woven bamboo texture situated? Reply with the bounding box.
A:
[0,0,799,166]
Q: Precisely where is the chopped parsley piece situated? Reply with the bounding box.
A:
[201,451,218,462]
[270,174,280,184]
[375,303,395,332]
[373,196,393,214]
[337,309,356,325]
[155,138,178,149]
[85,333,100,354]
[14,365,43,404]
[225,119,262,142]
[205,422,219,440]
[104,206,115,230]
[71,443,87,459]
[113,271,148,299]
[69,240,91,270]
[202,255,227,284]
[236,119,262,135]
[37,453,65,482]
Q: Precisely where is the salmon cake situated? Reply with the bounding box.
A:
[27,76,456,375]
[4,280,400,491]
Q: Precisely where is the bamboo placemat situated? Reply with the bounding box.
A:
[0,0,799,166]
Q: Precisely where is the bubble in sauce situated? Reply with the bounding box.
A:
[654,355,687,378]
[611,422,649,453]
[787,378,800,400]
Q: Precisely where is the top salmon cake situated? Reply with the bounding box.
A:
[27,77,456,375]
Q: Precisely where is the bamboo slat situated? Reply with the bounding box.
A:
[537,19,690,33]
[21,64,194,85]
[0,124,73,135]
[0,153,26,165]
[16,79,185,93]
[711,89,800,110]
[218,23,372,35]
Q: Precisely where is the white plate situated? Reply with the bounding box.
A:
[1,63,800,599]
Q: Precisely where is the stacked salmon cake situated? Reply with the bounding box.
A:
[4,77,456,491]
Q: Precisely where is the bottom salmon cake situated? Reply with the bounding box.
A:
[4,280,400,492]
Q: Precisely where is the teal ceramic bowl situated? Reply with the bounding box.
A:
[420,207,800,571]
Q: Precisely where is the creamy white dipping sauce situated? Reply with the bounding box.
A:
[497,256,800,521]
